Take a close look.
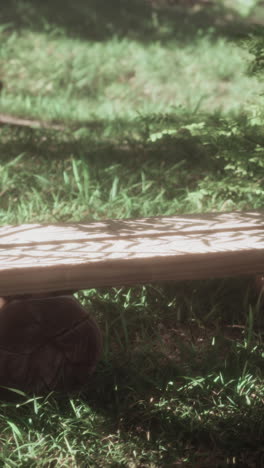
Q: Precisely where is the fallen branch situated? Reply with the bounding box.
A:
[0,113,65,131]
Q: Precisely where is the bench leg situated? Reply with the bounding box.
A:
[0,292,102,397]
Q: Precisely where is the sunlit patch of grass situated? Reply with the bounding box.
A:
[0,28,263,122]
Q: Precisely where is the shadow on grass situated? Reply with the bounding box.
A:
[1,0,261,43]
[1,277,263,465]
[0,111,263,171]
[1,110,263,221]
[76,277,263,463]
[80,343,264,465]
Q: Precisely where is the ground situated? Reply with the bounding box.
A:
[0,0,264,466]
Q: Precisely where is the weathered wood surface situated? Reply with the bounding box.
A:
[0,211,263,295]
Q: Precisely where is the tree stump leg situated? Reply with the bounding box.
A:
[0,293,102,398]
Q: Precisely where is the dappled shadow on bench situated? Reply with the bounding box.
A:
[1,210,264,241]
[0,212,263,295]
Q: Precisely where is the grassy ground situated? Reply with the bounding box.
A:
[0,0,264,466]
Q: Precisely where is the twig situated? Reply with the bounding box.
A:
[0,113,65,131]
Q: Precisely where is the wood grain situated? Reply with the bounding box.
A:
[0,211,263,295]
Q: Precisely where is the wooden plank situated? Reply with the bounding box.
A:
[0,211,263,295]
[1,211,263,244]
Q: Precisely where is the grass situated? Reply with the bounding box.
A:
[0,28,263,122]
[0,0,264,466]
[1,1,263,121]
[1,113,263,224]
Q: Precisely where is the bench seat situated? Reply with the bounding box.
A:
[0,211,263,295]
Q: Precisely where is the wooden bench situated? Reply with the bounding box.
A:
[0,211,264,296]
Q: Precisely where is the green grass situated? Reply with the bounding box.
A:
[1,113,263,224]
[0,28,263,122]
[1,1,263,122]
[0,0,264,466]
